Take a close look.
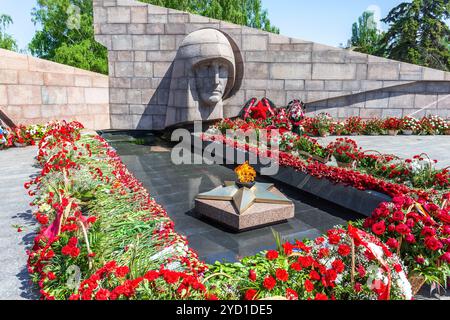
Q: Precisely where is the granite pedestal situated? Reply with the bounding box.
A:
[195,187,295,232]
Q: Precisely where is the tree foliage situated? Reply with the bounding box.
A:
[380,0,450,71]
[347,11,384,55]
[29,0,108,74]
[0,14,18,51]
[140,0,279,33]
[27,0,278,74]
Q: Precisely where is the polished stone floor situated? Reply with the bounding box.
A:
[102,131,364,264]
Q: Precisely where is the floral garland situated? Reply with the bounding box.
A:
[26,121,207,300]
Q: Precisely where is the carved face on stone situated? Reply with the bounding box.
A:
[165,29,237,128]
[194,59,230,106]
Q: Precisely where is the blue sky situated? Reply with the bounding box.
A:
[0,0,406,51]
[263,0,406,46]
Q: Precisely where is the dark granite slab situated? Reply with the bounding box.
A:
[103,132,365,264]
[196,135,391,217]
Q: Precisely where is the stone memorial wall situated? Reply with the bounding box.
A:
[93,0,450,129]
[0,49,110,130]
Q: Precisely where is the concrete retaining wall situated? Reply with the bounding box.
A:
[0,49,110,130]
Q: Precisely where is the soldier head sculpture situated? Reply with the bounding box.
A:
[165,28,236,128]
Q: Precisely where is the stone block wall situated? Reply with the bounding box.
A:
[94,0,450,129]
[0,49,110,130]
[308,81,450,120]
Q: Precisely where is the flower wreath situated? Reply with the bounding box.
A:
[286,99,306,126]
[240,97,276,121]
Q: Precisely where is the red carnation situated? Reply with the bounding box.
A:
[283,242,294,255]
[68,237,78,247]
[415,256,425,264]
[392,211,405,222]
[245,289,258,300]
[266,250,279,260]
[337,244,351,257]
[249,269,257,282]
[290,262,302,271]
[298,256,314,268]
[395,224,410,235]
[61,245,72,256]
[87,216,97,224]
[328,233,341,245]
[405,234,416,244]
[163,270,181,284]
[275,269,289,282]
[304,279,314,292]
[144,270,159,282]
[95,289,110,300]
[326,269,338,282]
[386,238,399,249]
[309,270,321,281]
[440,252,450,263]
[115,266,130,278]
[47,272,56,281]
[314,293,329,300]
[263,276,276,290]
[372,221,386,236]
[357,265,366,277]
[425,237,443,251]
[332,259,345,273]
[70,247,80,258]
[286,288,298,300]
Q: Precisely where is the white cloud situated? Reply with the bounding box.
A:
[366,4,383,31]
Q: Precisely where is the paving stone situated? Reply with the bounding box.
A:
[316,135,450,169]
[0,146,39,300]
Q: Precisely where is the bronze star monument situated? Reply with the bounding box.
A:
[195,182,294,232]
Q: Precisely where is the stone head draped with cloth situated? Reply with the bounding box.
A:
[165,29,236,128]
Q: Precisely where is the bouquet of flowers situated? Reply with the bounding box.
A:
[270,108,293,134]
[293,135,330,162]
[363,119,384,136]
[287,100,305,125]
[205,226,412,300]
[345,116,366,135]
[401,116,420,135]
[302,113,333,137]
[330,121,348,136]
[327,138,361,167]
[383,117,402,135]
[419,115,449,135]
[279,131,298,152]
[363,195,450,293]
[12,125,35,147]
[26,124,48,140]
[0,123,12,149]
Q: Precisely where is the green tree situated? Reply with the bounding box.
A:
[141,0,279,33]
[347,11,384,55]
[29,0,108,74]
[0,14,18,51]
[380,0,450,71]
[28,0,278,74]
